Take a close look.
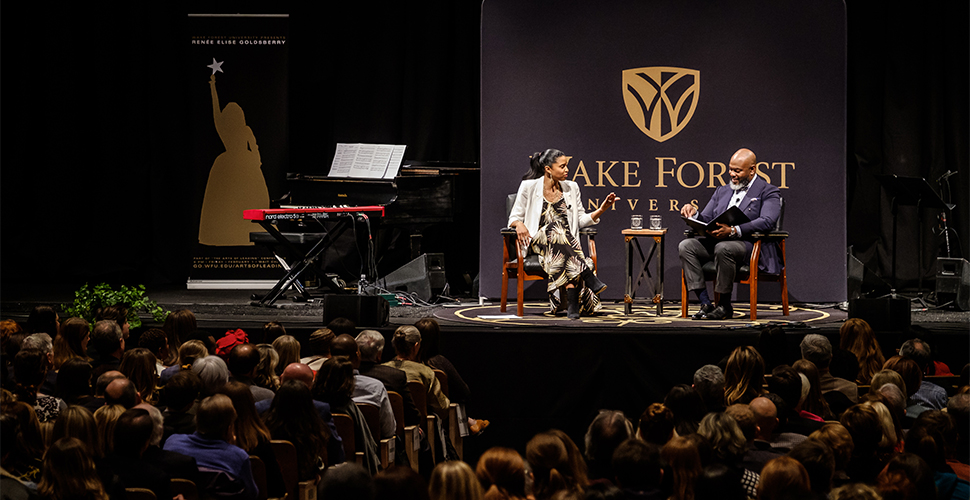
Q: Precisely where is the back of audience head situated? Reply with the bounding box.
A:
[38,437,107,500]
[112,407,154,457]
[357,330,386,362]
[793,359,833,419]
[96,304,130,337]
[799,334,833,371]
[94,370,125,398]
[26,305,59,337]
[830,482,882,500]
[218,380,271,452]
[196,393,236,441]
[768,365,803,414]
[808,423,854,472]
[584,409,634,479]
[757,456,810,500]
[307,328,334,357]
[697,412,747,464]
[526,429,588,499]
[94,404,125,454]
[662,435,703,500]
[192,355,229,397]
[763,392,790,430]
[664,384,707,436]
[135,402,165,447]
[904,410,953,471]
[227,342,261,378]
[875,383,906,422]
[254,343,280,390]
[272,335,301,373]
[724,403,757,443]
[137,328,168,365]
[190,329,217,356]
[414,317,441,363]
[52,405,101,458]
[160,369,201,411]
[13,348,51,403]
[163,309,198,357]
[392,325,422,359]
[876,453,935,500]
[313,356,355,406]
[266,379,330,481]
[882,356,921,400]
[281,362,314,388]
[374,465,429,500]
[612,438,664,492]
[429,460,484,500]
[863,399,898,452]
[54,317,91,370]
[262,320,286,344]
[637,403,674,445]
[56,357,93,404]
[1,401,45,463]
[476,447,528,500]
[724,345,765,406]
[749,397,778,439]
[327,317,357,337]
[949,393,970,457]
[830,348,861,384]
[91,320,124,358]
[788,439,835,495]
[331,334,361,363]
[898,338,932,374]
[693,364,725,412]
[105,377,139,408]
[173,339,208,370]
[694,463,746,500]
[870,369,908,399]
[839,404,882,456]
[119,347,158,403]
[839,318,884,385]
[318,462,374,500]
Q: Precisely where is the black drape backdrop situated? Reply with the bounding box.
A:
[1,2,966,292]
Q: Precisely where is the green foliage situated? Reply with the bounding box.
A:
[64,283,169,329]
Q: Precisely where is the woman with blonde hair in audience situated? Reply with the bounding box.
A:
[218,380,287,497]
[476,447,529,500]
[793,359,836,421]
[662,435,703,500]
[526,429,588,500]
[839,318,885,385]
[430,459,485,500]
[829,483,883,500]
[51,405,101,458]
[52,317,91,370]
[723,345,766,406]
[159,338,208,385]
[253,343,280,391]
[162,309,197,364]
[697,412,760,499]
[94,404,125,455]
[119,347,160,404]
[871,369,908,398]
[272,334,301,376]
[808,423,855,486]
[756,456,810,500]
[37,437,109,500]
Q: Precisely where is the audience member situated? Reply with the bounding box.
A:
[694,463,747,500]
[160,369,201,440]
[94,403,126,455]
[22,333,57,395]
[662,435,703,500]
[55,357,94,407]
[807,423,855,487]
[137,327,169,375]
[328,317,358,336]
[839,319,885,385]
[476,447,529,500]
[51,405,101,458]
[81,369,124,413]
[697,412,760,498]
[611,438,666,499]
[218,380,287,497]
[584,409,634,484]
[829,483,882,500]
[136,402,199,483]
[793,359,837,420]
[162,309,198,365]
[104,377,140,408]
[262,320,287,344]
[1,402,45,484]
[415,317,470,404]
[429,460,485,500]
[0,412,34,498]
[747,397,795,462]
[949,393,970,475]
[163,393,258,500]
[724,346,766,406]
[52,317,91,370]
[90,320,125,377]
[768,365,824,436]
[313,356,377,472]
[788,439,836,496]
[526,429,588,500]
[374,466,429,500]
[882,356,926,422]
[756,456,810,500]
[727,403,782,473]
[664,384,707,437]
[331,333,396,439]
[318,462,375,500]
[272,335,302,376]
[384,326,451,417]
[300,328,334,371]
[119,347,159,404]
[25,305,59,339]
[253,343,280,391]
[899,338,949,410]
[876,453,936,500]
[37,437,110,500]
[904,410,970,497]
[12,347,64,422]
[840,403,889,484]
[95,304,130,340]
[102,407,173,499]
[864,399,900,454]
[871,368,908,396]
[357,329,422,429]
[637,403,674,446]
[694,364,726,413]
[159,338,208,385]
[192,355,229,397]
[226,343,275,402]
[800,334,859,405]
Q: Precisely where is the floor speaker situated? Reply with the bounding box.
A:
[323,295,389,327]
[380,253,446,301]
[936,257,970,311]
[848,297,911,333]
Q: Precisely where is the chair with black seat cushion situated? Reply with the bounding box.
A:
[501,194,598,317]
[680,197,789,320]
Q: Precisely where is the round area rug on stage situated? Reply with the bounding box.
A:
[434,302,841,328]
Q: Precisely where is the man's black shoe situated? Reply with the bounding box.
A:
[691,303,715,320]
[701,305,734,320]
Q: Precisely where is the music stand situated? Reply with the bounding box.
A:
[875,174,954,306]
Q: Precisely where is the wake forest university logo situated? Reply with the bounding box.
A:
[622,67,700,143]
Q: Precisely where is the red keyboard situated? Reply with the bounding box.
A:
[243,206,385,221]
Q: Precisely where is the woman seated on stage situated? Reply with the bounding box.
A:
[507,148,617,319]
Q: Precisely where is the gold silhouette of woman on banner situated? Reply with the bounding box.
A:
[198,72,269,246]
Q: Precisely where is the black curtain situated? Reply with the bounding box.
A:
[1,1,966,291]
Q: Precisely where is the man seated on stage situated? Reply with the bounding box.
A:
[678,148,782,320]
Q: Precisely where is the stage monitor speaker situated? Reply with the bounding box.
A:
[936,257,970,311]
[323,295,389,327]
[848,297,910,333]
[381,253,446,301]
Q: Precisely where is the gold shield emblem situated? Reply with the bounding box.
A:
[622,67,700,142]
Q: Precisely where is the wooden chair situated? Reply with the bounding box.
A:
[125,489,156,500]
[407,380,438,463]
[680,197,788,320]
[388,390,421,472]
[355,401,395,470]
[250,455,268,500]
[332,413,365,466]
[433,369,450,398]
[170,478,198,500]
[270,439,299,500]
[500,194,598,317]
[432,369,463,459]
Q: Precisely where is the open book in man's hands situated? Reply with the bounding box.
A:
[682,206,750,234]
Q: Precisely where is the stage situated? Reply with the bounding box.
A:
[2,285,967,464]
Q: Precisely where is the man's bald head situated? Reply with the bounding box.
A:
[750,396,778,439]
[330,334,360,367]
[280,362,314,388]
[95,370,125,397]
[227,343,260,377]
[105,377,140,408]
[732,148,757,167]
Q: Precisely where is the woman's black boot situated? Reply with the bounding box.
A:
[581,269,607,295]
[567,287,581,320]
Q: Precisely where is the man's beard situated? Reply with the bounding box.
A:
[730,175,752,191]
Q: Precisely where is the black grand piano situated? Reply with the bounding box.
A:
[259,162,480,300]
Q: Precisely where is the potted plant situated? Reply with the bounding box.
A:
[64,283,169,329]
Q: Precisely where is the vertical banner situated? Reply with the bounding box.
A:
[187,14,288,287]
[480,0,847,303]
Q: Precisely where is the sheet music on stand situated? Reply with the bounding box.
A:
[329,143,407,179]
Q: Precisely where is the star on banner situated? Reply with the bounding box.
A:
[207,58,224,75]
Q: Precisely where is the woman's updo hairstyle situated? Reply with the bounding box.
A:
[523,149,565,180]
